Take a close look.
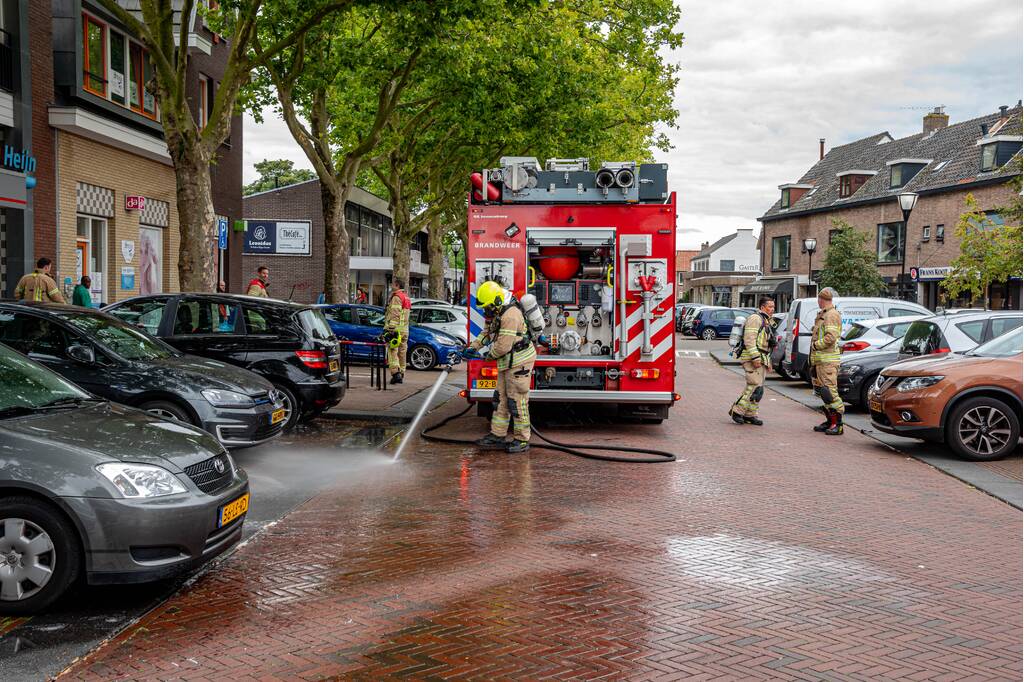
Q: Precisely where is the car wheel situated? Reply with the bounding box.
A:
[140,400,195,425]
[701,328,717,341]
[859,373,880,410]
[0,498,80,615]
[272,383,301,430]
[409,344,437,371]
[946,396,1021,462]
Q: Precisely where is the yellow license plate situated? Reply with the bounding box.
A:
[474,379,497,389]
[329,359,339,372]
[869,399,882,413]
[271,408,286,424]
[219,493,249,527]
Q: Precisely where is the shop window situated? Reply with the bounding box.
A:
[876,222,904,264]
[83,14,107,96]
[771,236,790,271]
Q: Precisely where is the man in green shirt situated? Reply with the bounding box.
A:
[72,276,92,308]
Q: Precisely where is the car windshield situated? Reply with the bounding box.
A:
[58,311,176,361]
[967,330,1024,357]
[297,309,335,342]
[0,343,90,413]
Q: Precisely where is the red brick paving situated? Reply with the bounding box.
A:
[64,358,1022,681]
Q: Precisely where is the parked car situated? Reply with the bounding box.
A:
[675,303,704,332]
[318,304,463,370]
[105,294,344,429]
[691,307,746,340]
[411,298,456,308]
[838,336,904,409]
[840,314,926,353]
[868,330,1022,461]
[679,304,712,334]
[411,304,469,344]
[0,303,286,447]
[782,297,931,381]
[898,311,1022,360]
[769,313,798,379]
[0,342,250,613]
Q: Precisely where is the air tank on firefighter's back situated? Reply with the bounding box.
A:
[537,247,580,280]
[519,294,546,336]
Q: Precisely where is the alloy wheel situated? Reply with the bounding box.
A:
[146,407,181,421]
[410,346,436,370]
[701,328,716,341]
[957,406,1012,457]
[0,518,55,602]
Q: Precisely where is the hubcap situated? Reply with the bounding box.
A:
[411,347,434,369]
[958,406,1012,456]
[0,518,55,602]
[146,407,180,421]
[703,329,715,340]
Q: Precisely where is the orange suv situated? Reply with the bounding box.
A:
[869,330,1022,461]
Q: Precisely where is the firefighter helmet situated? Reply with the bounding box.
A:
[476,280,508,311]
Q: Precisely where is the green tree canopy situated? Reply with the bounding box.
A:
[244,159,316,195]
[817,219,886,296]
[942,193,1024,307]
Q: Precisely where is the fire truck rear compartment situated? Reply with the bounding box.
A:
[527,235,615,360]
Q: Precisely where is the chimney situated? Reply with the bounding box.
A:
[819,138,825,160]
[923,106,948,135]
[999,105,1009,118]
[701,241,709,251]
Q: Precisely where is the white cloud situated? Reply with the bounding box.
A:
[244,0,1023,253]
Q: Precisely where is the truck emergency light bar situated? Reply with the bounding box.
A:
[471,157,668,205]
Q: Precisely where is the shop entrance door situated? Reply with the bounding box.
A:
[77,216,106,304]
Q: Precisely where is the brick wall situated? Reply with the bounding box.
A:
[29,0,57,260]
[758,182,1017,279]
[241,180,323,302]
[55,132,179,304]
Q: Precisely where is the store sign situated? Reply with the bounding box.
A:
[910,266,952,282]
[125,195,146,211]
[2,146,36,173]
[243,220,311,256]
[121,266,135,290]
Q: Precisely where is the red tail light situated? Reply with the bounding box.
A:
[295,350,327,368]
[631,368,660,379]
[842,341,870,352]
[791,318,799,362]
[480,367,498,378]
[932,347,951,354]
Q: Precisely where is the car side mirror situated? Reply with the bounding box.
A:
[67,344,95,364]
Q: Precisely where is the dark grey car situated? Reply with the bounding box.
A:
[0,343,249,613]
[0,303,286,447]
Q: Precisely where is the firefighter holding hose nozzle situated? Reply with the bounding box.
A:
[383,277,411,385]
[463,280,537,453]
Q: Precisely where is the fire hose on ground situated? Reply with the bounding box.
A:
[393,365,677,464]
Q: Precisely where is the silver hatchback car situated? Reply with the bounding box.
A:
[0,343,249,614]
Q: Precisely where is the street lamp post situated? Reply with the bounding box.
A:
[451,239,463,304]
[897,192,919,301]
[803,237,817,297]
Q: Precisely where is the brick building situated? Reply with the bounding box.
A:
[0,1,58,298]
[679,229,760,306]
[34,1,241,305]
[758,105,1022,311]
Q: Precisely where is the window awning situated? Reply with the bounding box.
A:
[741,278,794,295]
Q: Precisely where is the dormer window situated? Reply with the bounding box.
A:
[778,183,813,209]
[835,170,876,198]
[977,136,1022,172]
[886,158,930,189]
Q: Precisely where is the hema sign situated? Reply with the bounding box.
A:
[243,220,312,256]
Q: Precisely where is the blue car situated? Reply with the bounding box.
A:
[317,304,463,370]
[691,306,746,340]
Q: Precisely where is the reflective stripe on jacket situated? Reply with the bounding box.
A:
[15,271,65,303]
[489,306,536,370]
[384,290,411,334]
[810,306,842,365]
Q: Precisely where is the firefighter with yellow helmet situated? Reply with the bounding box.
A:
[810,287,844,435]
[464,279,536,453]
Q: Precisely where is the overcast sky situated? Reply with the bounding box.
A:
[243,0,1023,251]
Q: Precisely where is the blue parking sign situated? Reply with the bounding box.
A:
[218,218,228,250]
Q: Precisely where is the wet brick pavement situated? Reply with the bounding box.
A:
[64,358,1022,681]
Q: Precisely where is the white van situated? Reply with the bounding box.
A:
[782,297,930,380]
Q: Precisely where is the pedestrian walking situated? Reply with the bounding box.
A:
[383,277,411,384]
[72,276,93,307]
[246,266,270,297]
[810,287,844,435]
[729,295,775,425]
[464,280,537,454]
[14,257,65,303]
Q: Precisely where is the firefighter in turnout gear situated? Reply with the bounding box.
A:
[383,277,411,384]
[730,296,775,425]
[466,280,537,454]
[810,287,844,435]
[15,258,65,304]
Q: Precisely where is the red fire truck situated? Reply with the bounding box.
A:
[464,157,678,423]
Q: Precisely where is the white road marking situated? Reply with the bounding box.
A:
[676,350,709,358]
